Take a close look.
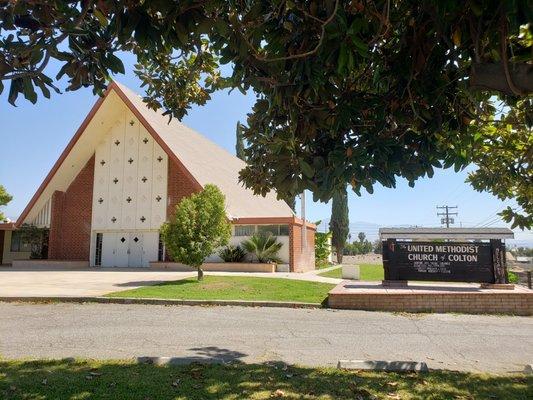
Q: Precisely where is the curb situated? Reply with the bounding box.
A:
[0,296,322,309]
[337,360,429,372]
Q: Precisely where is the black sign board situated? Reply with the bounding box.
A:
[383,240,499,283]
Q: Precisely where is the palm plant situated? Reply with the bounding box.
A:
[242,234,282,263]
[219,245,247,262]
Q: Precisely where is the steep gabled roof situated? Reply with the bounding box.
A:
[17,81,293,226]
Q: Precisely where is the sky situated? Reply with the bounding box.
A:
[0,53,531,247]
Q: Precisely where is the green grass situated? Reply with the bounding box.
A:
[319,263,385,280]
[1,359,531,400]
[106,276,336,304]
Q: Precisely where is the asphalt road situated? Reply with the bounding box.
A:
[1,302,531,373]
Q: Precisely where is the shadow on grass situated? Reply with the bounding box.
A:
[1,358,531,400]
[114,278,197,288]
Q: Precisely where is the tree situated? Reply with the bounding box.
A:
[466,98,532,229]
[373,239,383,254]
[357,232,366,243]
[1,1,531,227]
[160,184,231,280]
[18,224,49,259]
[0,185,12,222]
[329,186,349,263]
[235,121,246,161]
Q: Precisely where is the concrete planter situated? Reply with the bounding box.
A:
[150,261,276,273]
[12,259,89,269]
[342,264,360,280]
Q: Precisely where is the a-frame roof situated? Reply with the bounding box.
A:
[17,81,293,226]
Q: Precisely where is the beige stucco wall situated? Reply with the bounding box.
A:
[2,230,31,265]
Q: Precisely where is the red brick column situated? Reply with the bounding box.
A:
[48,190,65,259]
[289,222,316,272]
[47,156,94,260]
[166,159,200,221]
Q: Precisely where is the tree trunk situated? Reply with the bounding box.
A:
[336,249,343,264]
[197,266,204,281]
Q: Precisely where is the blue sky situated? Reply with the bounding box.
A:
[0,54,530,246]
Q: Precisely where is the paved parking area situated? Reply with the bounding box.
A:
[0,266,340,297]
[0,267,196,297]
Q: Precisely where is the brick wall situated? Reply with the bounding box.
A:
[289,223,316,272]
[165,159,201,261]
[166,159,200,221]
[48,156,94,260]
[328,291,533,316]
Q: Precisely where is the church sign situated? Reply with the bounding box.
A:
[382,240,504,283]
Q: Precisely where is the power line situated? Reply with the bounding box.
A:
[437,205,458,228]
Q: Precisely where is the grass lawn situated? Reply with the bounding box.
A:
[106,276,335,304]
[319,263,385,280]
[1,359,531,400]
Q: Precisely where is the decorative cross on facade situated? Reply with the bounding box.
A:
[98,198,103,204]
[157,156,163,162]
[129,120,135,126]
[111,217,117,223]
[114,140,120,146]
[155,195,162,202]
[143,137,149,144]
[126,197,132,203]
[128,158,133,164]
[113,177,119,184]
[140,216,146,223]
[100,160,106,166]
[141,176,147,183]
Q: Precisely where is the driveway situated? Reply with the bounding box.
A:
[0,267,196,297]
[1,302,531,373]
[0,266,340,297]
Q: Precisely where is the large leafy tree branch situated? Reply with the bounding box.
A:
[1,1,531,227]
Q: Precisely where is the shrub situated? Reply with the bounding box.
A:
[219,245,247,262]
[161,184,231,280]
[507,271,519,284]
[315,232,331,264]
[242,234,282,263]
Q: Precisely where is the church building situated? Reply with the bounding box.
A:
[9,82,315,271]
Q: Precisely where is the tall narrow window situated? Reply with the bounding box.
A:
[158,234,165,262]
[94,233,103,266]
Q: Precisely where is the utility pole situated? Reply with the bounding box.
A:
[437,205,458,228]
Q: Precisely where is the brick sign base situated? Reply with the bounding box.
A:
[328,282,533,316]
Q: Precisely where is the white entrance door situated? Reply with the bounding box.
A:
[115,233,130,267]
[128,233,144,267]
[97,231,159,267]
[101,232,116,267]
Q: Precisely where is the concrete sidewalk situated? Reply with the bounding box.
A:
[0,266,341,297]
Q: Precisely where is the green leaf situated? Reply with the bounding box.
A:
[107,54,125,74]
[8,79,22,106]
[22,77,37,104]
[299,159,315,178]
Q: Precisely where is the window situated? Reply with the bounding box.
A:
[257,225,290,236]
[158,234,165,262]
[10,231,31,252]
[279,225,289,236]
[94,233,103,266]
[257,225,279,236]
[234,225,255,236]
